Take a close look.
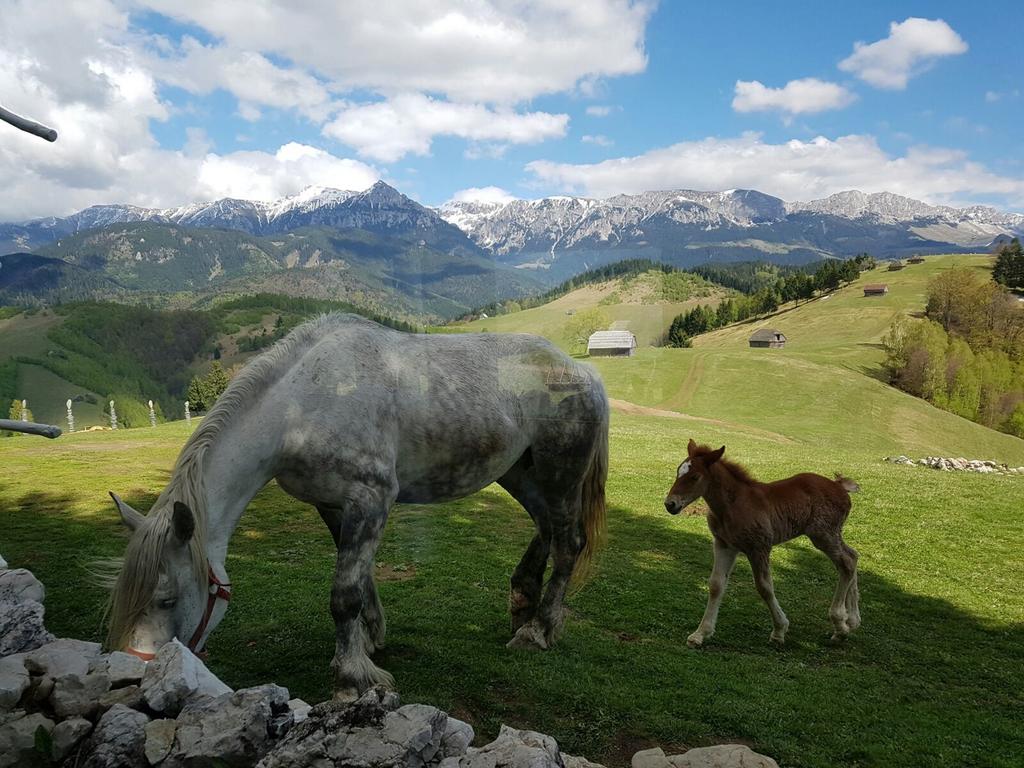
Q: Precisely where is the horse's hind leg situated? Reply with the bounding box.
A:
[499,454,552,632]
[810,532,858,640]
[748,548,790,645]
[508,492,582,651]
[319,488,395,701]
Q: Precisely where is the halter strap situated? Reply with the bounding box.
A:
[187,565,232,653]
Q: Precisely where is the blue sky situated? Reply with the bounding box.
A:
[1,1,1022,220]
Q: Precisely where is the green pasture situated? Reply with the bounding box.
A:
[2,409,1022,768]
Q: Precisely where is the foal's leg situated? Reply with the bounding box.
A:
[687,538,739,648]
[318,504,386,653]
[748,548,790,645]
[810,533,858,640]
[845,566,861,631]
[508,494,582,651]
[320,489,394,701]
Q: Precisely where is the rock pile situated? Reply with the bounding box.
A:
[0,554,781,767]
[884,455,1024,474]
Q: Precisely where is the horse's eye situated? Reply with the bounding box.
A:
[156,598,176,611]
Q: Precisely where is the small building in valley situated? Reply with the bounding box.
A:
[863,284,889,296]
[887,260,905,271]
[907,256,926,264]
[588,330,637,357]
[749,328,786,348]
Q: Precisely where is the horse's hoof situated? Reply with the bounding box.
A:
[769,632,787,646]
[686,632,705,648]
[332,687,360,704]
[829,631,849,643]
[846,616,862,632]
[506,621,549,651]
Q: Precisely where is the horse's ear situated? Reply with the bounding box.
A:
[707,446,726,465]
[687,439,697,457]
[109,492,145,531]
[172,502,195,544]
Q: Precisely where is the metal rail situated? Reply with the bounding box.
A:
[0,105,58,142]
[0,419,62,438]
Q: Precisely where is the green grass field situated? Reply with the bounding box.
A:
[2,254,1022,767]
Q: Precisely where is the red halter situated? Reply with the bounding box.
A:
[125,566,231,662]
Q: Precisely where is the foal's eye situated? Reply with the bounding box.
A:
[156,598,177,611]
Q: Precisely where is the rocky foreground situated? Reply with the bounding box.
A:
[0,554,779,767]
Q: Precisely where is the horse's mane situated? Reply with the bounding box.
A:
[104,313,358,649]
[694,443,757,485]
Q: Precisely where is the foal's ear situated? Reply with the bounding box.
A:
[687,438,697,457]
[109,491,145,531]
[171,502,195,544]
[706,445,726,465]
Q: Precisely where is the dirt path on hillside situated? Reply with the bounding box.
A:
[609,398,795,444]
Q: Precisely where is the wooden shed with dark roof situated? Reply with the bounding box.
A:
[749,328,786,348]
[907,256,926,264]
[863,284,889,296]
[587,330,637,357]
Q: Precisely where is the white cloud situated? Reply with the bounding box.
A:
[839,18,967,90]
[586,105,615,117]
[450,186,517,204]
[322,93,568,162]
[732,78,855,115]
[582,134,614,147]
[196,143,379,202]
[985,89,1020,103]
[135,0,653,104]
[525,133,1024,208]
[148,37,336,121]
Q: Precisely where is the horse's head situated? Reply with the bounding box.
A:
[106,492,221,660]
[664,439,724,514]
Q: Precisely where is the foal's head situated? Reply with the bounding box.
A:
[664,439,725,515]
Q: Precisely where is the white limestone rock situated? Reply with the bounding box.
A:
[633,747,672,768]
[80,703,150,768]
[50,671,112,719]
[442,724,564,768]
[287,697,311,724]
[51,716,93,762]
[0,654,29,711]
[0,568,45,605]
[0,600,55,657]
[140,639,232,715]
[440,715,474,758]
[91,650,146,687]
[668,744,780,768]
[0,711,55,768]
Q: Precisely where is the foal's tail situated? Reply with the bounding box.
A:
[835,474,860,494]
[573,412,609,587]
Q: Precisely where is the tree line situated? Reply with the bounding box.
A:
[667,255,875,347]
[883,265,1024,437]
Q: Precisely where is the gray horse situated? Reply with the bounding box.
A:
[104,314,609,698]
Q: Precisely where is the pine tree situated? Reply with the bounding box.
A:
[993,238,1024,290]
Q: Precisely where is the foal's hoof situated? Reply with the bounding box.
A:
[332,687,360,704]
[769,632,787,646]
[829,631,849,643]
[686,632,706,649]
[506,620,549,651]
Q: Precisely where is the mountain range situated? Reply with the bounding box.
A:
[1,182,1020,311]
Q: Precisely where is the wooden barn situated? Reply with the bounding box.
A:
[887,260,905,271]
[749,328,786,348]
[587,330,637,357]
[863,284,889,296]
[908,256,926,264]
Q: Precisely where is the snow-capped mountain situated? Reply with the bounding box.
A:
[0,182,478,256]
[437,188,1024,279]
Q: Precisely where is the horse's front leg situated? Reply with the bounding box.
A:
[323,491,394,701]
[688,538,739,648]
[749,548,790,645]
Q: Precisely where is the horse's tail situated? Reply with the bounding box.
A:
[835,474,860,494]
[572,408,609,587]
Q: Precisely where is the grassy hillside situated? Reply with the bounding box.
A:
[1,411,1021,768]
[455,269,728,347]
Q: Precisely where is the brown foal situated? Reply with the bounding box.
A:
[665,439,861,647]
